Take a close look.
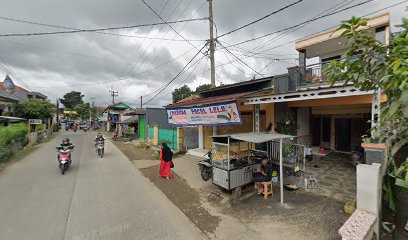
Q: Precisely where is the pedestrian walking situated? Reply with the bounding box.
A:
[159,143,173,180]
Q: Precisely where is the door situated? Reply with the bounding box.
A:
[312,117,321,146]
[139,115,146,140]
[335,118,351,151]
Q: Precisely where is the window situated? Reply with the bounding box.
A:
[375,26,386,44]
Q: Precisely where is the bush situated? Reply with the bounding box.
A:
[35,124,46,133]
[0,123,29,146]
[0,146,14,162]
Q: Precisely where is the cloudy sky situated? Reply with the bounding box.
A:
[0,0,406,107]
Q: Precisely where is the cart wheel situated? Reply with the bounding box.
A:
[201,170,211,181]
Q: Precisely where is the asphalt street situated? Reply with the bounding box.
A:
[0,131,205,240]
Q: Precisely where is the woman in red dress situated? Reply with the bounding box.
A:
[159,143,173,179]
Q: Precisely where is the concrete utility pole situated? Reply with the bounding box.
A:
[209,0,217,137]
[140,96,143,109]
[209,0,216,88]
[89,97,96,126]
[109,90,118,104]
[56,99,60,132]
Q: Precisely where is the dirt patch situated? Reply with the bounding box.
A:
[226,189,349,239]
[140,165,221,236]
[111,140,156,160]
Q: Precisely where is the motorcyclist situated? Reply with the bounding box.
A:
[57,138,74,160]
[60,138,73,148]
[94,133,105,147]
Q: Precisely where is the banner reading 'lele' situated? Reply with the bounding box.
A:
[166,101,242,126]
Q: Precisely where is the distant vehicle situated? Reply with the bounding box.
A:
[95,140,105,158]
[56,145,75,175]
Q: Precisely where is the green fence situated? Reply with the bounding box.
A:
[148,127,154,139]
[158,128,177,150]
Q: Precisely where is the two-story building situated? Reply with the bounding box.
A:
[0,75,48,103]
[245,13,389,152]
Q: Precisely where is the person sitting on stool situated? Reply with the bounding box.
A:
[253,158,272,195]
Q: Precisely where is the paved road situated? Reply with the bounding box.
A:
[0,131,205,240]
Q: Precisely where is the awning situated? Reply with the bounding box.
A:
[0,116,26,123]
[118,115,138,124]
[230,132,294,143]
[212,132,294,143]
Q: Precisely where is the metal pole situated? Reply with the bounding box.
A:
[279,138,284,204]
[140,96,143,109]
[56,99,59,132]
[209,0,217,137]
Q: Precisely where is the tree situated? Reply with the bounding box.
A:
[60,91,84,109]
[14,99,55,120]
[74,103,90,120]
[172,85,191,103]
[195,84,211,92]
[326,16,408,211]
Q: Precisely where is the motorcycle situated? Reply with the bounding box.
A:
[83,126,89,132]
[95,140,105,158]
[198,151,213,181]
[72,126,78,132]
[351,145,365,166]
[56,145,75,175]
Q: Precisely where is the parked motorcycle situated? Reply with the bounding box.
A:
[95,140,105,158]
[198,151,213,181]
[56,145,75,175]
[351,145,365,166]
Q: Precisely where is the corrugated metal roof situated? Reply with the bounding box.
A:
[166,92,250,108]
[212,132,294,143]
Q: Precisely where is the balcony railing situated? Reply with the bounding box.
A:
[299,62,333,88]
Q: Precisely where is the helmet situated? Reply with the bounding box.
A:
[63,138,70,144]
[97,133,102,137]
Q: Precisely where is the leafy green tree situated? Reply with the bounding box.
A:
[326,16,408,211]
[172,85,192,103]
[195,84,212,92]
[14,99,55,120]
[60,91,84,109]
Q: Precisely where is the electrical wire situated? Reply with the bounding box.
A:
[223,0,373,48]
[217,0,304,38]
[140,0,203,52]
[0,17,208,37]
[217,41,264,77]
[142,44,207,105]
[0,15,206,41]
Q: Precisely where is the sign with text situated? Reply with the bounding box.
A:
[29,119,42,125]
[166,101,242,126]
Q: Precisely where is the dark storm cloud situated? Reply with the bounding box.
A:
[0,0,406,106]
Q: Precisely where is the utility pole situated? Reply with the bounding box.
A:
[140,96,143,109]
[89,97,96,127]
[56,99,60,132]
[109,90,118,104]
[209,0,217,137]
[209,0,216,88]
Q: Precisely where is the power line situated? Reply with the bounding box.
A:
[224,0,373,48]
[0,17,209,37]
[254,0,408,54]
[217,0,304,38]
[0,15,206,41]
[250,0,356,53]
[140,0,203,52]
[143,44,207,106]
[218,41,264,77]
[121,0,188,82]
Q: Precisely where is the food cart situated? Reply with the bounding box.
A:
[211,132,304,204]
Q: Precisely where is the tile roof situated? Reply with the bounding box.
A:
[0,81,30,92]
[166,92,251,108]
